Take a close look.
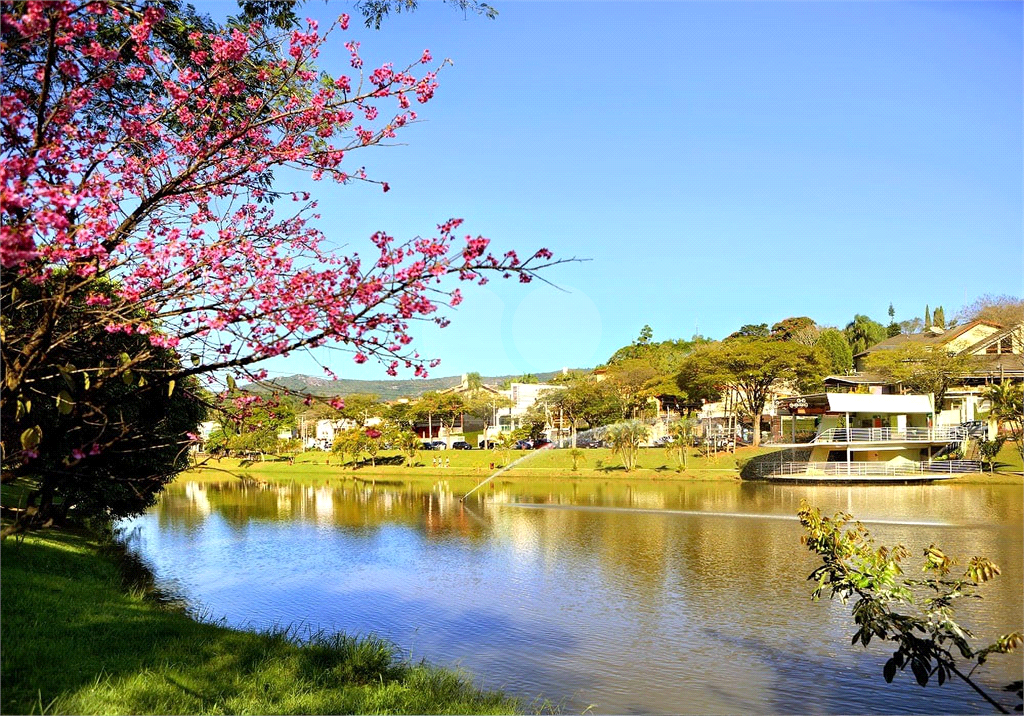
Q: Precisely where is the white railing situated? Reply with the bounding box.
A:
[813,426,965,444]
[766,460,982,478]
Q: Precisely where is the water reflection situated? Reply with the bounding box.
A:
[125,477,1023,715]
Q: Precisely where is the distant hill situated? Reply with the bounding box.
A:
[244,369,589,401]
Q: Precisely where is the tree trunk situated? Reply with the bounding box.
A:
[752,414,762,448]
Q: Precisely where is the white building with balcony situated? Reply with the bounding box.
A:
[762,392,981,481]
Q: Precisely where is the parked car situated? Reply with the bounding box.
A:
[532,439,552,450]
[430,441,447,450]
[451,440,472,450]
[514,439,533,450]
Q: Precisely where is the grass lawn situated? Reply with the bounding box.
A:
[0,528,519,715]
[948,440,1024,485]
[186,445,774,484]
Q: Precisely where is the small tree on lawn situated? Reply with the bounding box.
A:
[666,416,697,471]
[605,420,649,472]
[568,448,585,472]
[394,429,421,467]
[977,437,1006,474]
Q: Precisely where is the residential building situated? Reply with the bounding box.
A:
[824,320,1023,427]
[762,392,978,481]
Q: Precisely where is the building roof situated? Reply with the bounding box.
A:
[853,320,1004,358]
[961,322,1023,356]
[823,373,887,385]
[826,393,933,414]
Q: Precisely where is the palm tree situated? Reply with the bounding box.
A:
[666,417,698,470]
[984,383,1023,463]
[605,420,650,472]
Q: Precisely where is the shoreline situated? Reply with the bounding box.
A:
[179,454,1024,487]
[0,526,522,715]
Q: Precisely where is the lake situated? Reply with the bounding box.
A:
[121,475,1023,714]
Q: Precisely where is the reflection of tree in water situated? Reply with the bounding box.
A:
[158,479,496,540]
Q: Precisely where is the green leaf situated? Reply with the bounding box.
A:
[20,426,41,450]
[883,658,897,683]
[911,660,929,687]
[82,373,90,391]
[57,391,74,415]
[191,353,201,367]
[122,370,134,386]
[119,352,131,366]
[167,380,176,397]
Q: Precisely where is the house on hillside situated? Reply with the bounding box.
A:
[823,320,1023,426]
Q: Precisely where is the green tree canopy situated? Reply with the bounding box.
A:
[844,314,888,355]
[770,316,817,342]
[726,323,770,340]
[1,277,207,533]
[863,344,974,409]
[676,339,828,447]
[815,328,854,375]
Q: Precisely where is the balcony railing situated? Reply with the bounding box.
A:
[765,459,982,478]
[813,426,965,444]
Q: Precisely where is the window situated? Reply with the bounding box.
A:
[987,336,1015,354]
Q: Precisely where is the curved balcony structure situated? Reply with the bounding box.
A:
[765,459,982,481]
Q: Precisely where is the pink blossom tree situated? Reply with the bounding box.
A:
[0,1,568,531]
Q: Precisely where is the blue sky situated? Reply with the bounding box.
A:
[253,1,1022,382]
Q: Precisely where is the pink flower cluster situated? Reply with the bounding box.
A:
[2,0,560,399]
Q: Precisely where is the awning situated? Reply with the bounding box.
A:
[826,393,933,414]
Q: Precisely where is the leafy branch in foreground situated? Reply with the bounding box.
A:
[798,501,1022,713]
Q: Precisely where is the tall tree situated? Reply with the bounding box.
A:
[955,294,1024,327]
[886,304,901,338]
[414,392,465,439]
[770,317,816,342]
[0,1,564,528]
[984,383,1023,464]
[934,306,946,329]
[603,359,659,419]
[727,323,770,340]
[844,315,887,355]
[337,394,383,424]
[815,328,854,375]
[676,339,828,447]
[925,305,932,329]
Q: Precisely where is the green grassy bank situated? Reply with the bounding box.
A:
[185,442,1024,486]
[0,528,519,715]
[187,445,766,484]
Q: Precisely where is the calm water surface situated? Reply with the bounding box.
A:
[122,476,1023,714]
